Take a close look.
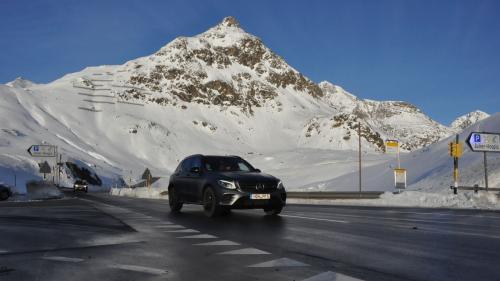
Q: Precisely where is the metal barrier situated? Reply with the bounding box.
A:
[286,191,384,199]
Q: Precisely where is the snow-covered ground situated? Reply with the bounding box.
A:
[0,17,498,210]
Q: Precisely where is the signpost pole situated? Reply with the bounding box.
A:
[484,152,488,190]
[358,122,362,198]
[397,142,401,169]
[453,134,459,189]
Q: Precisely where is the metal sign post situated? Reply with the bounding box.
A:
[27,145,57,182]
[448,135,462,190]
[466,132,500,190]
[27,145,57,157]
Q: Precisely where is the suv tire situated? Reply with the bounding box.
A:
[0,190,9,201]
[169,186,183,213]
[203,186,222,218]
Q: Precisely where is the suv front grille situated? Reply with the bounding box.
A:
[238,182,276,193]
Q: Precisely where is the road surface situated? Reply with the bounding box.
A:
[1,191,500,281]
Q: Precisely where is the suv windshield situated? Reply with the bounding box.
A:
[204,157,255,172]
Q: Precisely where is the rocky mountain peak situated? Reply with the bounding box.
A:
[6,77,35,88]
[451,110,490,131]
[220,16,240,28]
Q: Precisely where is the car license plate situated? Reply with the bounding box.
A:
[250,194,270,200]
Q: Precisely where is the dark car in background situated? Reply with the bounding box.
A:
[168,155,286,217]
[73,180,88,193]
[0,184,12,201]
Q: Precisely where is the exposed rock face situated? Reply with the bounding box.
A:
[307,81,453,152]
[63,16,455,152]
[122,17,321,113]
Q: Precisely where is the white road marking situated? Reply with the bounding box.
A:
[0,250,9,254]
[248,258,309,267]
[217,248,270,255]
[178,234,217,239]
[281,214,348,224]
[158,225,185,229]
[299,212,500,229]
[301,271,364,281]
[194,240,240,246]
[153,224,176,228]
[165,229,199,233]
[109,264,168,275]
[42,256,84,263]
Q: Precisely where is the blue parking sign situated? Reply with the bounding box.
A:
[474,134,481,143]
[34,146,39,152]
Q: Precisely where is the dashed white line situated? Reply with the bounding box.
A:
[42,256,84,263]
[217,248,270,255]
[179,234,217,239]
[248,258,309,267]
[281,214,348,223]
[0,250,9,254]
[194,240,240,246]
[159,225,185,229]
[301,271,364,281]
[153,224,176,229]
[109,264,168,275]
[165,229,199,233]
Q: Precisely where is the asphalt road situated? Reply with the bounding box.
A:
[1,192,500,281]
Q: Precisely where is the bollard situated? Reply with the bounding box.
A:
[474,184,479,194]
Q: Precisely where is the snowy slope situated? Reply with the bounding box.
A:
[0,16,467,194]
[305,113,500,191]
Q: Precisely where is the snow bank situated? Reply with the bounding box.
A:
[288,190,500,210]
[25,180,63,200]
[110,187,168,199]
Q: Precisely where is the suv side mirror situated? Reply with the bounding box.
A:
[254,169,261,173]
[190,167,201,174]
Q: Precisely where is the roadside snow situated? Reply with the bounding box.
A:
[288,190,500,210]
[110,187,168,199]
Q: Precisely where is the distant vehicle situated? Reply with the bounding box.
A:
[0,184,12,201]
[168,155,286,217]
[73,180,88,193]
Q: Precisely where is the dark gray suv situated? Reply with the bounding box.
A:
[168,155,286,217]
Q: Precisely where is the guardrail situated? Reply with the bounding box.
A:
[286,191,384,199]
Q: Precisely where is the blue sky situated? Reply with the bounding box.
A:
[0,0,499,125]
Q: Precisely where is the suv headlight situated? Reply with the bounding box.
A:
[218,180,237,190]
[277,181,285,190]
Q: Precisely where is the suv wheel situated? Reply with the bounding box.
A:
[0,190,9,201]
[264,206,283,216]
[169,187,183,213]
[203,186,221,217]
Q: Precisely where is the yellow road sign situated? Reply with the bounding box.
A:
[385,140,399,154]
[449,142,463,158]
[394,168,406,189]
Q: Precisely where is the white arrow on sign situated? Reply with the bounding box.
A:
[467,132,500,153]
[27,145,56,157]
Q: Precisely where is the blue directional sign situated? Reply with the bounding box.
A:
[27,145,56,157]
[467,132,500,153]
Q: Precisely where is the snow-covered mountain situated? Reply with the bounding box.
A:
[300,113,500,191]
[6,77,36,89]
[451,110,490,131]
[0,16,469,192]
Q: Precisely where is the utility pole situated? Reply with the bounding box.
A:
[453,134,459,190]
[484,152,488,190]
[358,121,362,198]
